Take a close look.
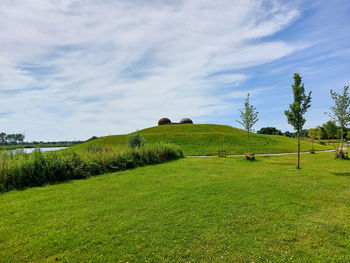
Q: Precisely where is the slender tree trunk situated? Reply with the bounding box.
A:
[248,131,250,153]
[312,139,313,151]
[341,127,344,150]
[297,131,300,169]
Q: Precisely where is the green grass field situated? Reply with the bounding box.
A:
[73,124,332,156]
[1,152,349,262]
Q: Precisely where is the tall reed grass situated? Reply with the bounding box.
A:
[0,143,183,192]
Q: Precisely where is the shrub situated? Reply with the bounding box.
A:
[0,143,183,192]
[128,132,145,148]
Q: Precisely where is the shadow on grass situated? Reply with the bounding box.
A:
[332,172,350,176]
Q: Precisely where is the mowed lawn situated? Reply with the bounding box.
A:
[1,153,350,262]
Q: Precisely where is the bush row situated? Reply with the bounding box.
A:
[0,143,183,192]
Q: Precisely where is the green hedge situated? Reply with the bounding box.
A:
[0,143,183,192]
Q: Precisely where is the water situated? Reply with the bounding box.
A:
[10,147,68,153]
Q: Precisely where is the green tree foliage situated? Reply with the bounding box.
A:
[300,129,308,138]
[324,121,339,139]
[0,132,6,144]
[257,127,282,135]
[315,127,323,140]
[285,73,312,168]
[237,93,259,153]
[284,131,294,137]
[327,86,350,149]
[319,126,328,140]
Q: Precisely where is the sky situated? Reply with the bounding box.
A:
[0,0,349,141]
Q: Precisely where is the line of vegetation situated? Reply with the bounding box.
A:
[0,143,183,192]
[0,132,85,147]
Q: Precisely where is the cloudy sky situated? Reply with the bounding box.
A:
[0,0,349,141]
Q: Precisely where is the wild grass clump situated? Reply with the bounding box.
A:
[0,143,183,192]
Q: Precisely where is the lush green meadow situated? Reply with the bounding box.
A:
[1,152,349,262]
[73,124,332,156]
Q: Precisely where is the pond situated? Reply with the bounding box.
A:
[10,147,68,153]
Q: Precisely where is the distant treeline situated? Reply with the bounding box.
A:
[257,122,350,139]
[0,132,84,146]
[0,133,25,145]
[257,127,307,137]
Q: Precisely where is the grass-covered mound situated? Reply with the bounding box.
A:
[74,124,332,155]
[0,143,183,192]
[1,152,349,262]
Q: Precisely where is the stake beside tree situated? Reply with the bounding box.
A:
[285,73,312,169]
[237,93,259,154]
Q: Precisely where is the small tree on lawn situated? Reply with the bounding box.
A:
[326,86,350,152]
[285,73,312,169]
[308,128,318,152]
[237,93,259,153]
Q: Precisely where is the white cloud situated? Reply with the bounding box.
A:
[0,0,303,140]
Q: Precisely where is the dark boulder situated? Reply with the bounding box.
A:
[158,118,171,125]
[180,118,193,124]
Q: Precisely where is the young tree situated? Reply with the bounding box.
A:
[327,86,350,150]
[285,73,312,169]
[237,93,259,153]
[308,128,318,151]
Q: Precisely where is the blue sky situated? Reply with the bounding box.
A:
[0,0,349,141]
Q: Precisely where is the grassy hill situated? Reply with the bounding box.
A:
[1,152,349,262]
[74,124,332,155]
